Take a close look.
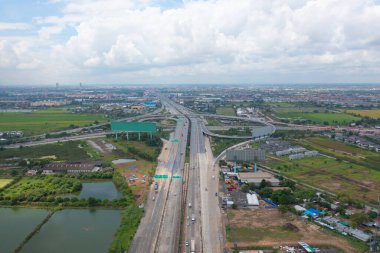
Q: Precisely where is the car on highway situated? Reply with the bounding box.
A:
[191,214,195,222]
[215,192,218,196]
[205,187,208,191]
[185,241,189,246]
[188,202,192,208]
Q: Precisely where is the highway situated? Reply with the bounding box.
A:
[183,116,203,252]
[129,100,188,253]
[162,96,224,253]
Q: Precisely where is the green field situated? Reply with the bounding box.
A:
[0,141,91,164]
[294,137,380,171]
[275,112,360,125]
[216,106,236,116]
[266,102,298,108]
[0,109,106,136]
[0,179,12,189]
[267,154,380,205]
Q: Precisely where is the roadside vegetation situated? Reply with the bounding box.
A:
[0,109,106,136]
[211,138,245,157]
[213,128,252,137]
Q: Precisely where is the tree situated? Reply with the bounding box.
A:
[10,169,19,176]
[240,184,250,193]
[88,197,98,206]
[368,211,378,220]
[259,179,271,189]
[351,212,369,228]
[259,187,273,198]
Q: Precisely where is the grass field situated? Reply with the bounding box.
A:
[0,179,12,189]
[272,106,325,113]
[0,141,91,164]
[343,109,380,119]
[0,109,106,136]
[216,106,235,116]
[266,102,298,108]
[294,137,380,171]
[267,154,380,205]
[275,112,360,125]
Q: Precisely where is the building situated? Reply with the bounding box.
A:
[237,171,280,186]
[246,193,259,207]
[130,105,145,110]
[42,161,104,174]
[289,153,305,160]
[226,148,265,162]
[305,150,319,157]
[304,208,321,219]
[275,149,292,156]
[26,170,38,176]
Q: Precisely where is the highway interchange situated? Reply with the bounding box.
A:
[2,94,274,253]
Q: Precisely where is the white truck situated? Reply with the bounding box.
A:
[190,240,195,253]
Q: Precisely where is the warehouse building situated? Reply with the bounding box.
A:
[42,161,105,174]
[238,171,280,186]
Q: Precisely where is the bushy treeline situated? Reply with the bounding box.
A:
[0,172,128,207]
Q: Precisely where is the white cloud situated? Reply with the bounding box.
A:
[0,22,31,30]
[1,0,380,84]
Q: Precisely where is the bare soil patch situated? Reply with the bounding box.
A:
[226,209,356,252]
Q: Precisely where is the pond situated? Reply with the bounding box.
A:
[66,181,122,200]
[0,208,49,253]
[20,209,121,253]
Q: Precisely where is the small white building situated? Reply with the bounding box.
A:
[289,153,305,160]
[246,193,259,207]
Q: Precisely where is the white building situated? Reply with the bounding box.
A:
[246,193,259,207]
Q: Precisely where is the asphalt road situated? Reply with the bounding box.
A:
[129,100,188,253]
[164,97,224,253]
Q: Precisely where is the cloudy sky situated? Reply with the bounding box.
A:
[0,0,380,85]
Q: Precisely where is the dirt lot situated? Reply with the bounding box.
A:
[226,209,357,253]
[85,138,162,204]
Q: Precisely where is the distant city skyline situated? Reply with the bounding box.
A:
[1,0,380,85]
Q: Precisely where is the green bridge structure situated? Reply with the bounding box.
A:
[111,121,157,140]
